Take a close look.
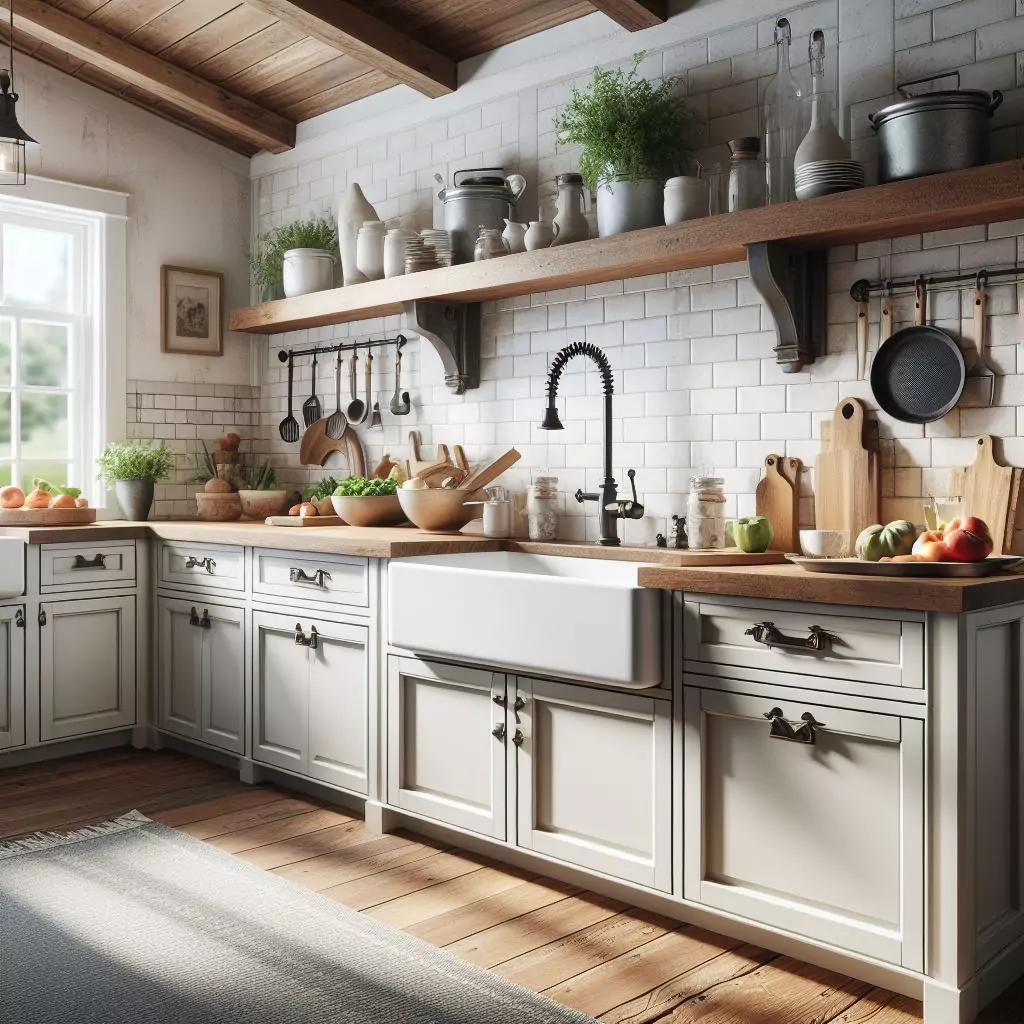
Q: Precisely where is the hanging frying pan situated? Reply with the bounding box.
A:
[870,276,965,424]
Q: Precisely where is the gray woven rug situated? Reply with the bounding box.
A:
[0,811,597,1024]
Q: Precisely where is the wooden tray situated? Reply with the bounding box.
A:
[265,515,346,528]
[0,507,97,526]
[788,555,1024,578]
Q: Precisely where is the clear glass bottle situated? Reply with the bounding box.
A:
[527,475,559,541]
[794,29,849,178]
[763,17,804,205]
[687,476,726,550]
[727,137,764,212]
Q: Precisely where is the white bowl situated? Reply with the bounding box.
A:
[799,529,851,558]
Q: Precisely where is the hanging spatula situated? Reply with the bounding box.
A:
[302,353,322,428]
[278,353,300,443]
[325,352,346,439]
[969,270,996,407]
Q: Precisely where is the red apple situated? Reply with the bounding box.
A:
[944,527,992,563]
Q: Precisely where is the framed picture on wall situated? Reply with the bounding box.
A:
[161,265,224,356]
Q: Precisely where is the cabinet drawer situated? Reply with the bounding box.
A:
[158,541,244,593]
[684,598,923,691]
[41,543,136,591]
[684,685,923,970]
[252,548,369,610]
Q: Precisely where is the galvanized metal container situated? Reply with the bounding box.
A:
[437,168,527,263]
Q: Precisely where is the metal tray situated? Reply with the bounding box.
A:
[787,555,1024,578]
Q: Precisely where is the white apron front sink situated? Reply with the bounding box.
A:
[0,537,25,598]
[388,552,662,688]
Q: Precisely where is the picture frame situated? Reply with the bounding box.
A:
[161,265,224,356]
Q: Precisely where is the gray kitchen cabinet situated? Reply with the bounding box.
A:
[0,605,25,750]
[157,596,244,754]
[252,610,368,794]
[514,677,672,891]
[39,595,136,741]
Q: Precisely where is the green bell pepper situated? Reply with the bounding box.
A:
[732,516,774,553]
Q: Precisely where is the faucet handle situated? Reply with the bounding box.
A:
[613,469,644,522]
[627,468,638,504]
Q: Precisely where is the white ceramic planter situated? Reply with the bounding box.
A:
[282,248,335,298]
[664,176,709,223]
[596,177,664,236]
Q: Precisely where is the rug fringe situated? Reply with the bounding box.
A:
[0,810,152,860]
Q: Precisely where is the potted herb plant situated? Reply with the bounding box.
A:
[554,53,697,236]
[250,214,339,301]
[97,440,173,521]
[236,458,288,520]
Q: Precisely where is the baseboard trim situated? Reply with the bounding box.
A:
[0,731,133,769]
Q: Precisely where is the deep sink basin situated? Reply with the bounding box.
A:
[0,537,25,599]
[388,552,662,688]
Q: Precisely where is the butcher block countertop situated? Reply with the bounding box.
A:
[637,562,1024,614]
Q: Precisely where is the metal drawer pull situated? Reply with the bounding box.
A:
[189,607,200,627]
[38,609,46,627]
[14,609,24,628]
[513,697,526,712]
[492,694,506,707]
[289,567,331,588]
[745,621,836,652]
[185,556,216,574]
[200,609,212,630]
[763,707,824,745]
[513,729,524,747]
[72,553,106,570]
[491,722,506,740]
[293,623,319,650]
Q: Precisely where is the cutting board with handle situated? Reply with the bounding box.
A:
[948,434,1016,553]
[814,398,878,542]
[755,454,798,553]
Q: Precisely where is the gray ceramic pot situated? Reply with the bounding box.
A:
[596,177,664,236]
[115,479,155,521]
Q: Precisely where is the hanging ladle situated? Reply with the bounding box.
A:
[278,352,300,443]
[345,351,365,423]
[390,346,411,416]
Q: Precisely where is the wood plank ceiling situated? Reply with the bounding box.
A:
[0,0,668,155]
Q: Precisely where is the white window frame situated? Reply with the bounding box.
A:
[0,176,127,510]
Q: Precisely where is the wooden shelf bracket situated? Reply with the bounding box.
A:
[404,300,480,394]
[747,242,827,372]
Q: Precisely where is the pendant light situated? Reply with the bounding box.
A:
[0,0,36,186]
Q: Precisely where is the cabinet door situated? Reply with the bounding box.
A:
[201,602,245,754]
[0,606,25,750]
[252,611,307,773]
[388,656,506,838]
[684,686,924,970]
[157,597,204,741]
[515,678,672,891]
[40,596,136,741]
[307,618,369,794]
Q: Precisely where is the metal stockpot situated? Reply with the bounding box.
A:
[869,72,1003,183]
[437,168,527,263]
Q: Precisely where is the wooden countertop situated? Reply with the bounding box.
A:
[638,562,1024,614]
[0,523,152,544]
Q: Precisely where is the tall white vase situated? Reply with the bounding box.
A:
[337,183,379,286]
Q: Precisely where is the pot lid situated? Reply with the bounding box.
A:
[871,89,999,124]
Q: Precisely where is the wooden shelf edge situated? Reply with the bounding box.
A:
[231,160,1024,336]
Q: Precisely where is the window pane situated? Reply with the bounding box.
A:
[20,393,68,459]
[0,464,10,487]
[19,462,68,494]
[0,392,9,458]
[0,320,10,385]
[2,224,72,311]
[21,322,70,387]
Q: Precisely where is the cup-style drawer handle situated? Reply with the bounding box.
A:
[290,567,331,588]
[185,556,216,574]
[763,707,824,745]
[294,623,319,650]
[72,553,106,570]
[745,621,836,652]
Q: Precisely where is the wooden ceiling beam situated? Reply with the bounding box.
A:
[588,0,667,31]
[244,0,456,99]
[2,0,296,153]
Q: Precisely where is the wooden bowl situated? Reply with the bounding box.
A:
[237,489,288,519]
[195,492,242,522]
[331,494,405,527]
[397,488,482,532]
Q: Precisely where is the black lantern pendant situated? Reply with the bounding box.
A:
[0,3,35,186]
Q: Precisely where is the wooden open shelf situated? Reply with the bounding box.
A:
[230,160,1024,336]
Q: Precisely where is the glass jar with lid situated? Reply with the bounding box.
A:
[727,137,764,212]
[687,476,726,549]
[527,475,559,541]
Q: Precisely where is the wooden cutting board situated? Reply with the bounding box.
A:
[950,434,1016,553]
[0,507,97,525]
[755,453,798,553]
[300,419,366,476]
[814,398,878,541]
[265,515,346,527]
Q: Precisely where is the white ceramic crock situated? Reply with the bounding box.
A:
[282,248,336,298]
[664,175,709,224]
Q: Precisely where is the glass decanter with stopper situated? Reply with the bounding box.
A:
[794,30,849,175]
[762,17,804,204]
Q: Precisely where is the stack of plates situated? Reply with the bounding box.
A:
[794,159,865,199]
[421,229,453,267]
[404,235,440,274]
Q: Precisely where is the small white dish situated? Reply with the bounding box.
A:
[799,529,851,558]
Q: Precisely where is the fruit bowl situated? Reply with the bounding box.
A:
[195,492,242,522]
[331,494,405,527]
[397,488,483,532]
[237,489,288,519]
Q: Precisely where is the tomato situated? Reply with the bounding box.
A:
[944,527,991,562]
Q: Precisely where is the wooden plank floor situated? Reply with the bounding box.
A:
[2,749,1021,1024]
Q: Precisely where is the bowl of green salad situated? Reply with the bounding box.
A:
[331,476,405,527]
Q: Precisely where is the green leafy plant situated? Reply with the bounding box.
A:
[303,476,343,503]
[333,476,397,497]
[239,458,278,491]
[186,440,217,485]
[249,214,339,294]
[97,441,173,483]
[553,53,698,191]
